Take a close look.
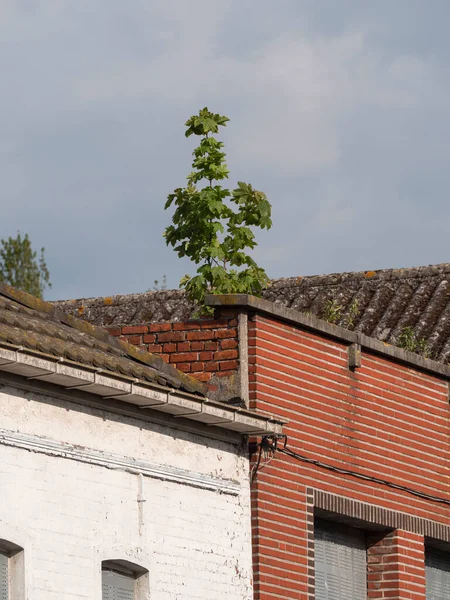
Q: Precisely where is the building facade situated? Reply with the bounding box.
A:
[0,284,281,599]
[60,267,450,600]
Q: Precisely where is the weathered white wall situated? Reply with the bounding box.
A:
[0,382,253,599]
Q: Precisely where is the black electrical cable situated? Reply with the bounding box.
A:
[250,442,264,484]
[251,436,277,483]
[253,435,450,507]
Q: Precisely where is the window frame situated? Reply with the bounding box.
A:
[101,559,148,600]
[425,544,450,600]
[0,539,24,600]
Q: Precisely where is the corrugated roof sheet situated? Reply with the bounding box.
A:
[0,283,205,396]
[266,264,450,362]
[53,263,450,364]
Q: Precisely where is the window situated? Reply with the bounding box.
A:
[0,540,24,600]
[425,547,450,600]
[0,553,7,600]
[102,569,134,600]
[315,520,367,600]
[102,560,148,600]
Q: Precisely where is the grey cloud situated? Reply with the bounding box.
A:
[1,1,450,300]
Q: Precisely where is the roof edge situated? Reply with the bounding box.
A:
[0,342,285,436]
[206,294,450,380]
[0,282,206,396]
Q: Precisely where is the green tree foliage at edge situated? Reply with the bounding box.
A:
[164,107,272,311]
[0,232,51,299]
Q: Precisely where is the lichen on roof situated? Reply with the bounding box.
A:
[53,263,450,364]
[0,282,205,396]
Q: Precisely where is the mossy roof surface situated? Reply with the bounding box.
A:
[0,283,205,396]
[54,263,450,363]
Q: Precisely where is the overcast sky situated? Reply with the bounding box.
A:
[2,1,450,300]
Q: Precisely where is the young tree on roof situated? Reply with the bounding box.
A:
[164,107,272,312]
[0,232,51,299]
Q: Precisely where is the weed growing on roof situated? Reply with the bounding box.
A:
[321,297,360,328]
[397,326,433,359]
[164,108,272,313]
[344,298,360,329]
[321,299,342,324]
[150,275,167,292]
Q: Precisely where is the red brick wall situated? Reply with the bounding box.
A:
[107,308,450,599]
[367,530,426,600]
[107,319,238,389]
[248,313,450,599]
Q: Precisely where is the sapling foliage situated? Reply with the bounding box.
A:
[164,108,272,309]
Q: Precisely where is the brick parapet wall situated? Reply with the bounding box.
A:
[106,319,239,397]
[249,313,450,519]
[248,312,450,599]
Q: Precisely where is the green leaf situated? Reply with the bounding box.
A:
[164,108,272,308]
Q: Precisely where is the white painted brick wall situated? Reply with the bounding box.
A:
[0,383,253,599]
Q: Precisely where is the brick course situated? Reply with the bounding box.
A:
[107,319,239,388]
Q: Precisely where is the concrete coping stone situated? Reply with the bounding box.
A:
[206,294,450,381]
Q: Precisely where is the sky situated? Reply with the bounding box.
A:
[1,0,450,300]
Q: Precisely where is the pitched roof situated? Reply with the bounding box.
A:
[0,284,285,435]
[53,289,194,326]
[0,282,205,396]
[266,263,450,363]
[53,263,450,364]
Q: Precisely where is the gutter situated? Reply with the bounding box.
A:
[0,342,284,436]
